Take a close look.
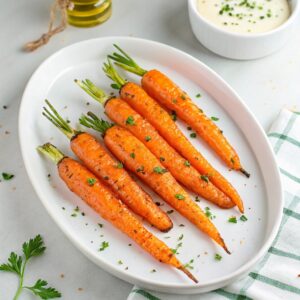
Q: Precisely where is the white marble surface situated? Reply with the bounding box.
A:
[0,0,299,299]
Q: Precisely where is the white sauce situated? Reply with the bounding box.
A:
[197,0,290,34]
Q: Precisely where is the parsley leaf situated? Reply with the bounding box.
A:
[22,235,46,260]
[211,116,219,121]
[0,235,61,299]
[2,172,14,180]
[215,253,222,261]
[240,215,248,222]
[175,194,185,200]
[24,279,61,299]
[87,178,96,186]
[200,175,209,183]
[228,216,237,223]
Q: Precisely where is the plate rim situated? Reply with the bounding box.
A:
[18,36,283,293]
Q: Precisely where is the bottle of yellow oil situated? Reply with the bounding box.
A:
[67,0,112,27]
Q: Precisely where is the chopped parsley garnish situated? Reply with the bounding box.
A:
[74,206,80,212]
[87,178,96,186]
[167,210,174,214]
[2,172,14,180]
[195,93,201,98]
[228,216,237,223]
[211,116,219,121]
[98,223,103,228]
[130,152,135,159]
[145,136,151,142]
[103,176,109,180]
[187,126,192,130]
[70,213,77,217]
[195,196,201,202]
[115,162,123,169]
[215,253,222,261]
[240,215,248,222]
[204,207,215,219]
[231,158,235,164]
[99,241,109,251]
[172,99,177,103]
[118,260,123,265]
[190,132,197,138]
[150,269,156,273]
[180,94,186,100]
[175,194,185,200]
[178,234,184,241]
[184,160,191,167]
[170,110,177,121]
[153,166,167,174]
[184,259,194,269]
[126,116,135,125]
[159,157,165,162]
[171,240,183,254]
[136,166,145,173]
[200,175,209,183]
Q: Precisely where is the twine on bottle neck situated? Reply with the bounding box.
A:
[24,0,74,52]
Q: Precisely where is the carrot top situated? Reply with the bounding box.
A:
[108,44,147,77]
[42,100,79,140]
[75,79,109,105]
[37,143,65,165]
[79,112,113,135]
[103,58,127,90]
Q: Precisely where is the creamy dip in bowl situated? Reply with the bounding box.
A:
[188,0,299,59]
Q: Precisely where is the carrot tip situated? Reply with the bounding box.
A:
[240,168,250,178]
[178,266,198,283]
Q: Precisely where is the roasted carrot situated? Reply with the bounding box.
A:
[102,60,244,213]
[42,100,172,232]
[108,45,250,178]
[79,113,230,254]
[37,143,196,282]
[76,79,234,209]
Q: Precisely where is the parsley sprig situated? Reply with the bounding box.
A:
[0,235,61,299]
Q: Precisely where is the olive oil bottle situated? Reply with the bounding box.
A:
[67,0,112,27]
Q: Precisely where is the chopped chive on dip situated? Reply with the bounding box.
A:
[99,241,109,251]
[145,136,151,142]
[87,178,96,186]
[126,116,135,125]
[153,166,167,174]
[175,194,185,200]
[2,172,14,180]
[228,216,237,223]
[215,253,222,261]
[240,215,248,222]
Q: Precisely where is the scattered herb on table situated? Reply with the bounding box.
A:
[118,260,123,265]
[204,207,215,220]
[98,223,103,228]
[171,242,183,255]
[2,172,14,180]
[0,235,61,299]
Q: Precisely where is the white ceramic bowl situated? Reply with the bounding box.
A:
[188,0,300,60]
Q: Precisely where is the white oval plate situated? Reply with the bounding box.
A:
[19,37,283,294]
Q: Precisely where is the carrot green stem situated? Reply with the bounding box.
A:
[37,143,65,165]
[79,112,114,135]
[42,100,78,140]
[108,44,147,77]
[103,58,127,89]
[75,79,110,105]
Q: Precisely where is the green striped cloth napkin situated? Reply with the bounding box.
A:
[128,109,300,300]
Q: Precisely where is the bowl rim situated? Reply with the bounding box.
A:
[188,0,300,39]
[19,36,283,291]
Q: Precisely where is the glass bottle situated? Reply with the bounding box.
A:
[67,0,112,28]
